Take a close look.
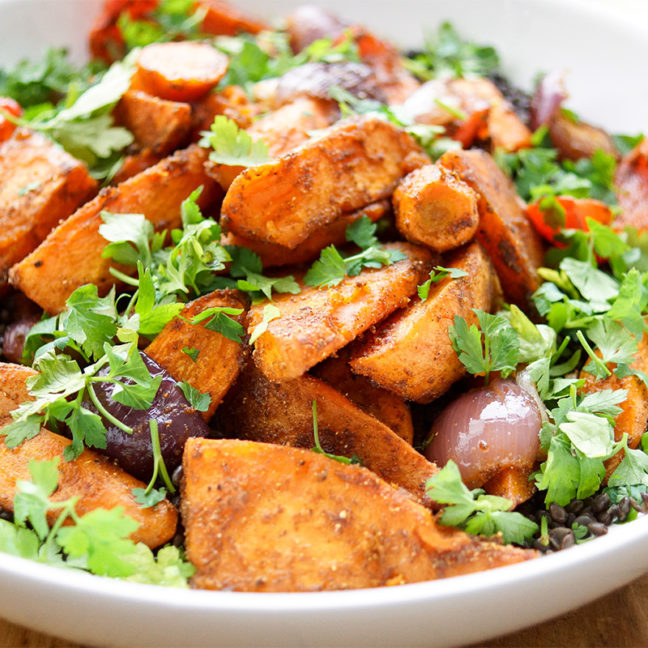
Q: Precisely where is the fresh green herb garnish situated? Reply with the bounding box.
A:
[199,115,270,167]
[305,216,407,287]
[417,266,468,301]
[404,22,500,80]
[425,461,538,545]
[0,459,193,586]
[249,304,281,344]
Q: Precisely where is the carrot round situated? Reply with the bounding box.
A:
[134,41,229,102]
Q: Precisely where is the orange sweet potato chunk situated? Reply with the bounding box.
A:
[198,0,269,36]
[350,242,500,403]
[222,200,389,268]
[439,149,544,310]
[182,438,536,591]
[0,363,177,549]
[145,290,249,421]
[311,348,414,444]
[10,145,219,314]
[0,129,97,292]
[247,242,433,381]
[215,365,437,506]
[115,90,192,155]
[220,115,428,249]
[393,163,479,253]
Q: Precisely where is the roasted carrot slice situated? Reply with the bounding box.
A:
[439,149,544,311]
[182,438,536,591]
[393,164,479,253]
[0,363,177,549]
[247,242,433,381]
[133,41,229,102]
[216,365,437,507]
[220,115,428,249]
[145,290,249,421]
[198,0,269,36]
[311,348,414,444]
[350,242,500,403]
[10,145,219,314]
[222,200,389,268]
[115,90,192,155]
[0,129,97,294]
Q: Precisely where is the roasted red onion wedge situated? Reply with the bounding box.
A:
[424,379,542,488]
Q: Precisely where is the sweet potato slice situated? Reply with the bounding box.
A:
[145,290,249,421]
[220,115,428,249]
[0,129,97,293]
[198,0,269,36]
[439,149,544,310]
[215,365,437,506]
[222,200,389,268]
[182,438,536,591]
[115,90,192,155]
[311,348,414,444]
[133,42,229,102]
[10,145,219,314]
[0,363,177,549]
[350,242,500,403]
[393,164,479,253]
[206,97,337,191]
[483,467,536,508]
[247,242,433,381]
[111,149,165,184]
[615,138,648,230]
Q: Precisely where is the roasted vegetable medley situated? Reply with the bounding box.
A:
[0,0,647,591]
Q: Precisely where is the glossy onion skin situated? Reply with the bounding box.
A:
[424,379,542,488]
[89,353,210,481]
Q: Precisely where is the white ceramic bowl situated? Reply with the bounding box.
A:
[1,1,648,646]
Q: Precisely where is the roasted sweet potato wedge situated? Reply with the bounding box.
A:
[222,200,389,268]
[350,242,500,403]
[10,145,219,314]
[483,467,536,508]
[615,138,648,230]
[0,129,97,293]
[393,164,479,253]
[182,438,536,591]
[220,115,428,249]
[206,97,338,191]
[247,242,433,380]
[145,290,249,421]
[216,365,437,506]
[115,90,192,155]
[439,149,544,310]
[0,363,177,549]
[311,348,414,444]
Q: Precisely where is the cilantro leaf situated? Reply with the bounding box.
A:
[182,347,199,362]
[249,304,281,344]
[418,266,468,301]
[199,115,270,166]
[425,461,538,544]
[304,245,348,287]
[346,215,378,249]
[179,381,211,413]
[448,311,519,382]
[132,487,168,509]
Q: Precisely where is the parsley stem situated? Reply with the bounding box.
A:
[148,418,175,494]
[108,267,140,287]
[311,400,354,465]
[575,330,611,377]
[87,384,134,434]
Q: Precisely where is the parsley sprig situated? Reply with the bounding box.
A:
[0,458,193,586]
[305,216,407,287]
[426,461,538,544]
